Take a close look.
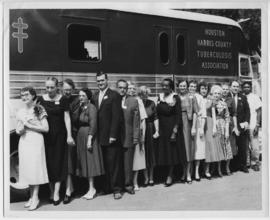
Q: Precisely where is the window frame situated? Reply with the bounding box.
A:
[67,23,103,63]
[158,31,170,66]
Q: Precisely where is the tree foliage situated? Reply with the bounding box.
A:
[180,9,261,55]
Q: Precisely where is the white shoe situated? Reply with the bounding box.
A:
[24,199,32,208]
[82,189,97,200]
[134,185,140,191]
[28,199,39,211]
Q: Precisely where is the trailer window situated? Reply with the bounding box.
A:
[177,34,185,64]
[159,32,169,64]
[240,57,250,76]
[68,24,102,62]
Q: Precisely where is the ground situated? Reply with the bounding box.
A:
[9,169,262,212]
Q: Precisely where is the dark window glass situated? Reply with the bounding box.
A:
[159,32,169,64]
[240,57,250,76]
[177,34,185,64]
[68,24,102,62]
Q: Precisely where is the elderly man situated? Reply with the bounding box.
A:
[117,79,140,195]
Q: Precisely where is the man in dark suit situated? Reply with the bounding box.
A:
[231,80,251,173]
[117,79,140,195]
[93,72,123,199]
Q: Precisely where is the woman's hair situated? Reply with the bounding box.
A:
[21,86,37,101]
[198,81,208,93]
[63,78,75,89]
[46,76,59,86]
[80,88,93,101]
[137,85,151,97]
[211,85,223,94]
[188,80,198,87]
[177,79,189,88]
[163,78,174,90]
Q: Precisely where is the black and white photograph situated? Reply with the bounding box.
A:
[2,0,269,218]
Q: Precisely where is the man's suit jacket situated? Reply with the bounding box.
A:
[121,96,140,148]
[93,88,122,146]
[234,93,250,132]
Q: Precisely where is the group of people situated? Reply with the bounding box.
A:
[15,71,262,211]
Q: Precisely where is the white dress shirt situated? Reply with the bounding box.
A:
[98,87,109,108]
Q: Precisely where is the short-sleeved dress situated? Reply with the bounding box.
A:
[156,93,184,166]
[205,100,226,162]
[17,105,49,185]
[179,93,198,162]
[215,100,233,160]
[142,99,158,169]
[76,102,105,178]
[133,97,147,171]
[39,94,69,183]
[194,93,207,160]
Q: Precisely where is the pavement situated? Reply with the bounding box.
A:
[9,168,262,212]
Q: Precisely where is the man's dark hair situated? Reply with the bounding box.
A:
[116,79,128,88]
[189,80,198,86]
[96,71,108,79]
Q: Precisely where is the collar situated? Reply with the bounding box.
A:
[99,87,109,95]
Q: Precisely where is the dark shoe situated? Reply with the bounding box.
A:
[63,195,72,204]
[53,199,61,206]
[186,178,192,184]
[148,180,154,186]
[125,188,135,195]
[240,167,249,173]
[195,177,201,182]
[48,198,54,204]
[141,181,149,188]
[113,192,122,200]
[252,165,260,172]
[217,173,223,178]
[204,173,212,180]
[164,182,173,187]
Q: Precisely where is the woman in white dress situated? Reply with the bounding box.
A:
[127,82,147,191]
[193,82,208,181]
[16,87,49,211]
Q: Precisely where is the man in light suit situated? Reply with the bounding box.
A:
[93,71,123,199]
[231,80,251,173]
[117,79,140,195]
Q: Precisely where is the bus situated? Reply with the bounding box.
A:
[9,8,255,201]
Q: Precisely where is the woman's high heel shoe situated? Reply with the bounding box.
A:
[28,199,39,211]
[205,173,212,180]
[24,198,32,208]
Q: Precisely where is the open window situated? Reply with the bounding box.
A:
[239,53,253,78]
[68,24,102,62]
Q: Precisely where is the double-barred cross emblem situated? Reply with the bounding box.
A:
[12,17,28,54]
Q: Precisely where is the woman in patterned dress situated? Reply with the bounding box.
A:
[178,80,198,184]
[215,86,233,175]
[16,87,49,210]
[204,85,227,178]
[138,86,159,186]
